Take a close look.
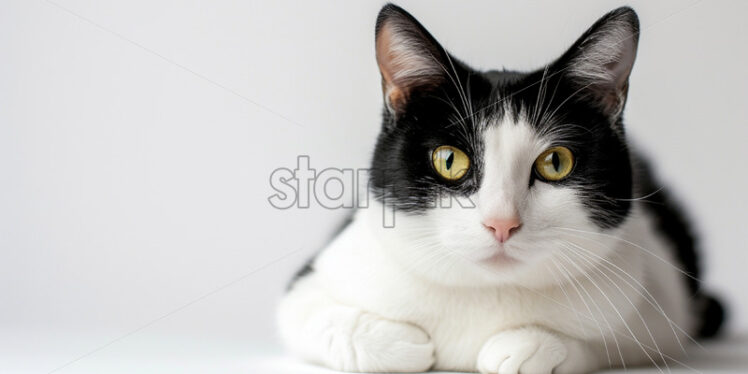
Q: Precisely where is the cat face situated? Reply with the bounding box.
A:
[368,5,640,287]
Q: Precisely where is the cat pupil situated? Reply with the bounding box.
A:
[446,152,454,170]
[552,152,560,171]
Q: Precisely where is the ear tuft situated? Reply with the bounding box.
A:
[562,7,640,118]
[375,4,447,113]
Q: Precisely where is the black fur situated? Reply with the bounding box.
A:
[696,295,726,338]
[635,158,726,337]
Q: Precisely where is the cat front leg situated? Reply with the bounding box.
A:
[476,326,601,374]
[278,278,434,372]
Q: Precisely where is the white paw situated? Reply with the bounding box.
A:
[477,327,567,374]
[325,312,434,372]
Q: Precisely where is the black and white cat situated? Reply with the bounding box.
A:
[278,5,724,373]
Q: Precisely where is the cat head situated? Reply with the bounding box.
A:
[368,4,640,287]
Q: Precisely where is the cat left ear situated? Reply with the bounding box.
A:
[375,4,449,114]
[558,7,640,120]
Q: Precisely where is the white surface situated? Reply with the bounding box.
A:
[3,329,747,373]
[1,0,747,373]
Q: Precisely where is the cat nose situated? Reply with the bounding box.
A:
[482,217,522,243]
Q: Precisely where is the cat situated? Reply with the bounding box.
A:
[277,4,724,373]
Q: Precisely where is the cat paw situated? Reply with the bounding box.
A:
[477,327,567,374]
[325,312,435,372]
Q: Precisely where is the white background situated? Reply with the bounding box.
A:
[1,1,746,373]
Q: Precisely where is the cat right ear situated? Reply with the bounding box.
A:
[555,7,640,120]
[375,4,449,114]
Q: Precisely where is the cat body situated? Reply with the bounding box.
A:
[281,200,689,373]
[278,5,723,373]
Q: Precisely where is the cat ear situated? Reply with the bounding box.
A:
[558,7,640,119]
[375,4,449,114]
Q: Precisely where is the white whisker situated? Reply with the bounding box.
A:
[563,244,671,373]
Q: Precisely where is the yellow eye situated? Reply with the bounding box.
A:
[534,146,575,181]
[432,145,470,181]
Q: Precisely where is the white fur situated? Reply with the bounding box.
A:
[278,119,694,373]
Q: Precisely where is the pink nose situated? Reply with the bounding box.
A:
[483,217,522,243]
